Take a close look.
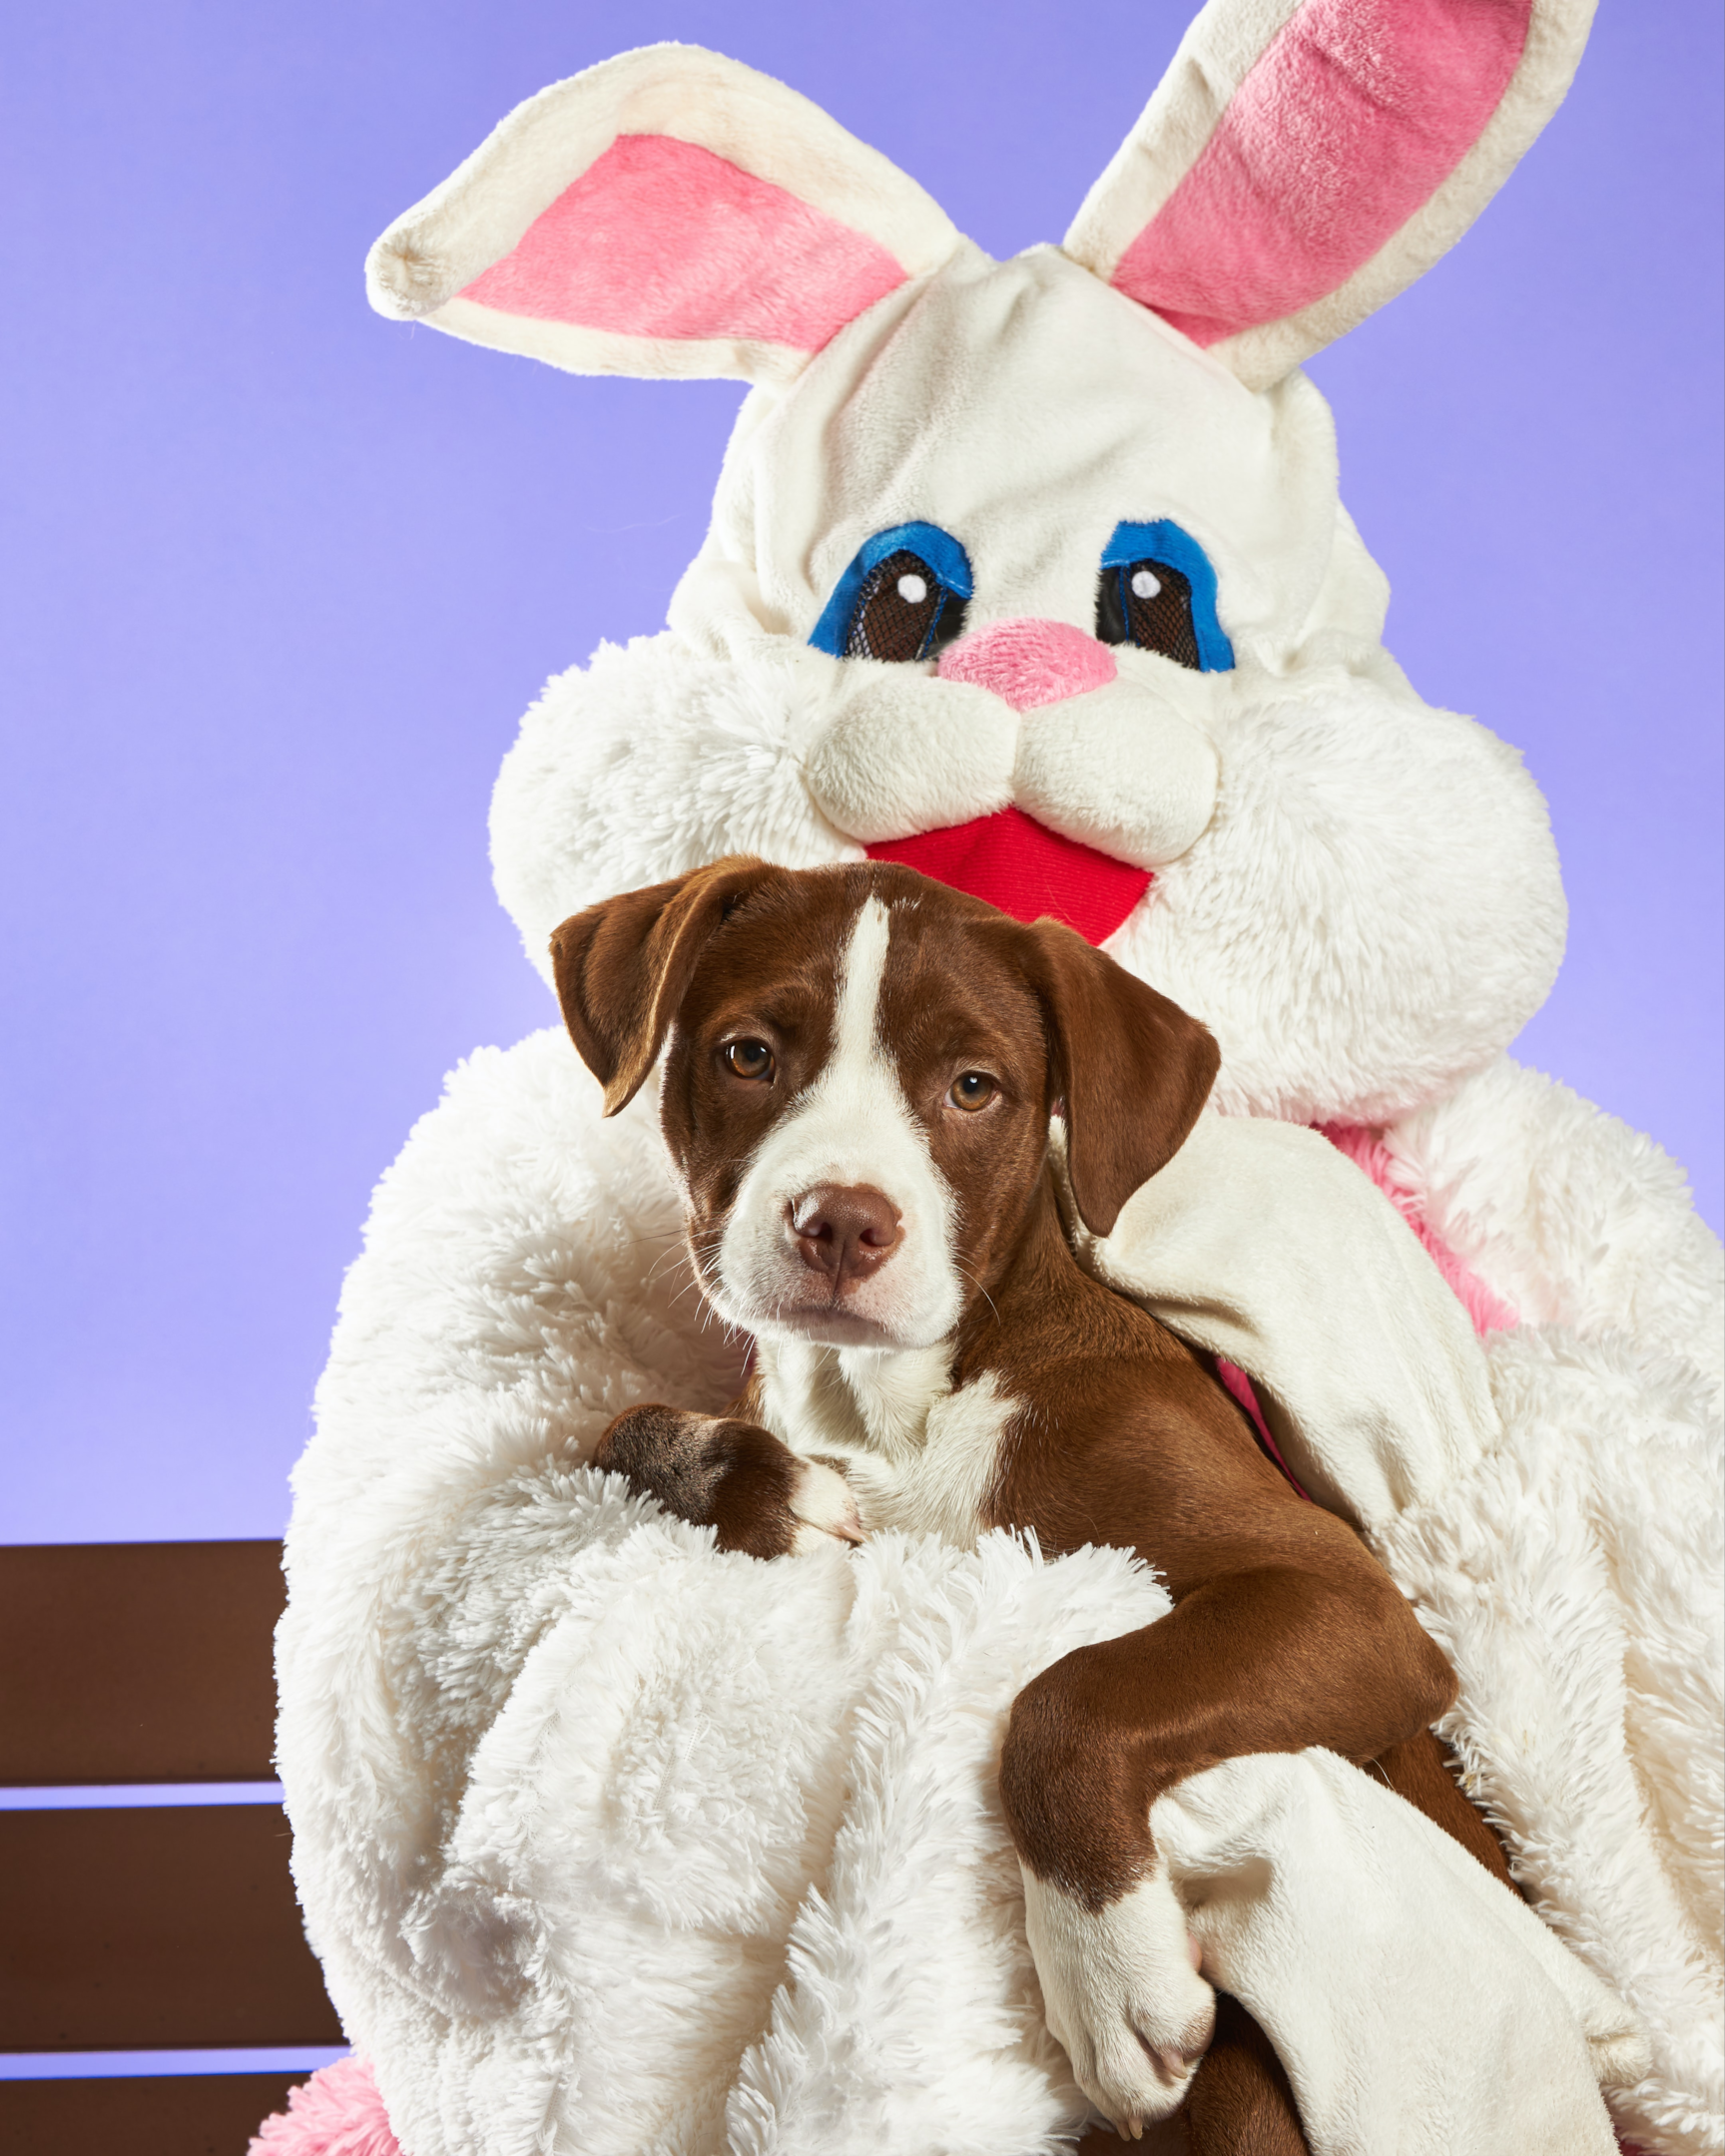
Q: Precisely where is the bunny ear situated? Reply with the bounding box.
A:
[1064,0,1595,391]
[366,45,961,386]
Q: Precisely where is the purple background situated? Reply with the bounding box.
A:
[4,2,1720,1546]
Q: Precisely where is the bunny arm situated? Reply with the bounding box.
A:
[279,1029,746,2042]
[278,1024,1509,2032]
[1082,1099,1723,2146]
[1074,1112,1503,1534]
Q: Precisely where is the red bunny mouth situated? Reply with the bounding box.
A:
[866,808,1152,948]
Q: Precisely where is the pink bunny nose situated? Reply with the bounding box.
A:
[936,619,1116,712]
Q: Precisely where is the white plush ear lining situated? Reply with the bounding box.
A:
[1064,0,1595,391]
[366,43,961,386]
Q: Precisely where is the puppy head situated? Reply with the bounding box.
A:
[552,859,1217,1352]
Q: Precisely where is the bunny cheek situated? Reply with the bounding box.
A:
[804,636,1221,874]
[803,668,1016,845]
[1010,668,1220,872]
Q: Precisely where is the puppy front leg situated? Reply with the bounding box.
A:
[593,1403,862,1559]
[1001,1561,1454,2138]
[1019,1847,1217,2138]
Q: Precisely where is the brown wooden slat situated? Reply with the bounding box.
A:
[0,1541,285,1784]
[0,1806,342,2049]
[0,2072,310,2156]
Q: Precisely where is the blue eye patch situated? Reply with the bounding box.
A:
[1099,520,1234,673]
[809,522,973,661]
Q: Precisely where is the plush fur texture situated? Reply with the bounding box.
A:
[1318,1120,1520,1336]
[282,13,1722,2154]
[1379,1326,1724,2156]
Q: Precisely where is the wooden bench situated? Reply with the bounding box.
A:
[0,1541,342,2154]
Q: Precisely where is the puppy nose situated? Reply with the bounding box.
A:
[936,618,1116,712]
[788,1185,903,1286]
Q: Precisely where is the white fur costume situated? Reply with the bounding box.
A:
[281,9,1723,2152]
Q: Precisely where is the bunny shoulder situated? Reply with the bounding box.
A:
[1377,1058,1725,1401]
[294,1026,742,1546]
[489,633,857,985]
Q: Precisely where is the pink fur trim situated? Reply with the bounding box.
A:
[936,619,1116,711]
[1319,1121,1519,1336]
[1115,0,1531,345]
[1216,1355,1312,1499]
[460,133,905,351]
[248,2054,400,2156]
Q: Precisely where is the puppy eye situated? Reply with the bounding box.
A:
[1094,520,1235,673]
[723,1039,776,1082]
[948,1071,996,1112]
[808,521,974,664]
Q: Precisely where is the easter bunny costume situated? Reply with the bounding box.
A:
[278,7,1721,2152]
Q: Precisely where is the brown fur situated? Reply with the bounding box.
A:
[593,1404,813,1560]
[563,860,1513,2155]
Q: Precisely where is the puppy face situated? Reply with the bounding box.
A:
[664,873,1051,1348]
[552,860,1219,1354]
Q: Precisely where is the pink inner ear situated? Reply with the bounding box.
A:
[1114,0,1531,347]
[460,133,907,352]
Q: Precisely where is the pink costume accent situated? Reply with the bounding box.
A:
[1216,1354,1311,1498]
[460,133,906,351]
[249,2053,400,2156]
[936,618,1117,711]
[1216,1122,1517,1502]
[1320,1120,1519,1335]
[1115,0,1531,345]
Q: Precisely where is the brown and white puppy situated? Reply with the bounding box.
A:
[551,857,1510,2154]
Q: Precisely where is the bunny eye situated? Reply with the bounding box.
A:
[1097,556,1202,668]
[1095,520,1235,674]
[846,549,966,662]
[809,521,973,664]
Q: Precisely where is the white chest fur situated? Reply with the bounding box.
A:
[755,1340,1017,1547]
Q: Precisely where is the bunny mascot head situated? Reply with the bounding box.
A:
[369,4,1586,1127]
[275,8,1721,2154]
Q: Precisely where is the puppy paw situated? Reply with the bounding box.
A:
[593,1406,861,1560]
[1023,1862,1215,2135]
[787,1456,864,1552]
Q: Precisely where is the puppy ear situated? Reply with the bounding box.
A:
[1017,919,1219,1238]
[551,856,777,1115]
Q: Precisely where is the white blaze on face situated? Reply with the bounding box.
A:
[713,896,961,1350]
